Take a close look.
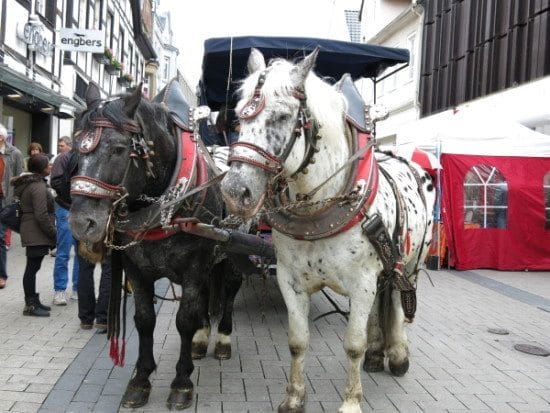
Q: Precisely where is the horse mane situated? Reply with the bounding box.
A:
[77,94,173,138]
[237,58,345,137]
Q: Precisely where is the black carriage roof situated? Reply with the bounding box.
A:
[199,35,409,110]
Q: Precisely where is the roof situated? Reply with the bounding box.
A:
[396,110,550,157]
[199,35,409,110]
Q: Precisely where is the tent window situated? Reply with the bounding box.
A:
[463,165,508,229]
[544,172,550,229]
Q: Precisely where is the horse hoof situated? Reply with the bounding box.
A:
[363,350,384,373]
[121,384,151,408]
[214,342,231,360]
[278,399,305,413]
[389,358,409,377]
[166,387,193,410]
[191,342,208,359]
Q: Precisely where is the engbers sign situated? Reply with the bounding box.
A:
[57,28,104,53]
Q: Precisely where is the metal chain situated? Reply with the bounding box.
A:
[262,192,358,217]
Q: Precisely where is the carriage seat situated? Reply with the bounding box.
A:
[334,73,369,133]
[153,78,191,131]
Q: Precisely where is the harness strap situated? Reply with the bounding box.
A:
[362,163,417,321]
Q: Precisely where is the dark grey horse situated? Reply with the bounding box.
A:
[68,82,243,410]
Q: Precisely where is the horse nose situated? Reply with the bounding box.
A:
[83,217,98,235]
[221,177,253,208]
[237,185,252,206]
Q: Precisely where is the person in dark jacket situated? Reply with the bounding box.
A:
[11,154,56,317]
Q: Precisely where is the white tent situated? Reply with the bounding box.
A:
[395,110,550,157]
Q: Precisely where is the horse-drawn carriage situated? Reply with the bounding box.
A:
[68,36,434,412]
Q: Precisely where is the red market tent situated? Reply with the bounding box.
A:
[397,111,550,270]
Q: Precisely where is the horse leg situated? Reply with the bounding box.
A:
[385,289,409,377]
[277,273,310,413]
[166,284,205,410]
[214,261,242,360]
[338,290,374,413]
[191,314,210,360]
[121,275,156,408]
[363,292,385,373]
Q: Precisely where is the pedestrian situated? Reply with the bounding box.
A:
[50,137,79,305]
[0,123,24,289]
[78,253,111,331]
[52,145,111,330]
[24,142,43,171]
[11,154,56,316]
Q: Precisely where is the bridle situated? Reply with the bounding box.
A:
[70,118,153,203]
[228,70,320,179]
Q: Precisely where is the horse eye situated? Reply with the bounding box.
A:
[277,114,291,122]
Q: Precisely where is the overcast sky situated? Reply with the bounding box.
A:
[162,0,362,88]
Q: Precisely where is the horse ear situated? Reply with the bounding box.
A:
[85,82,102,109]
[292,47,320,86]
[247,48,266,73]
[124,83,143,118]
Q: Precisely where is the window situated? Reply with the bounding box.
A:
[406,32,416,82]
[93,0,102,29]
[75,74,88,100]
[78,0,86,28]
[544,172,550,229]
[36,0,56,26]
[464,165,508,229]
[105,11,113,48]
[164,56,170,80]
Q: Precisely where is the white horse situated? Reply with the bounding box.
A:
[221,48,435,413]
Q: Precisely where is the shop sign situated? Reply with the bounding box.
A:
[16,20,53,57]
[57,28,104,53]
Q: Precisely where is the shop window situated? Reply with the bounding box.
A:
[544,172,550,229]
[464,165,508,229]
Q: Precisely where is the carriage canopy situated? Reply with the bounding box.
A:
[199,35,410,110]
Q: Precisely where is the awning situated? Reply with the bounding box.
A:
[200,36,410,110]
[0,64,85,117]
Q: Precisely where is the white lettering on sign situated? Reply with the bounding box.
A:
[57,28,105,53]
[16,21,53,56]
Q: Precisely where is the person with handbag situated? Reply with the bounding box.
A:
[0,123,24,289]
[11,154,56,316]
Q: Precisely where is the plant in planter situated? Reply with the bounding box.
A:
[105,57,122,75]
[118,72,134,87]
[93,47,112,65]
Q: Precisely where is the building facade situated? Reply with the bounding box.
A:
[358,0,423,143]
[358,0,550,139]
[0,0,155,157]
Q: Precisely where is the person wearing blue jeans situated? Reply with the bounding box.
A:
[52,205,79,304]
[50,137,78,304]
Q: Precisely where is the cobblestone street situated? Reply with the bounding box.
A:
[1,236,549,412]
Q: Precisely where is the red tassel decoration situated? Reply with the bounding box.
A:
[109,338,119,366]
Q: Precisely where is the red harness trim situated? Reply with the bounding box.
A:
[334,132,379,235]
[126,130,209,241]
[303,131,377,238]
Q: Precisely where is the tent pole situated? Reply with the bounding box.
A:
[436,138,442,270]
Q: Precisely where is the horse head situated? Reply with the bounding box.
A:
[221,48,325,219]
[69,82,177,251]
